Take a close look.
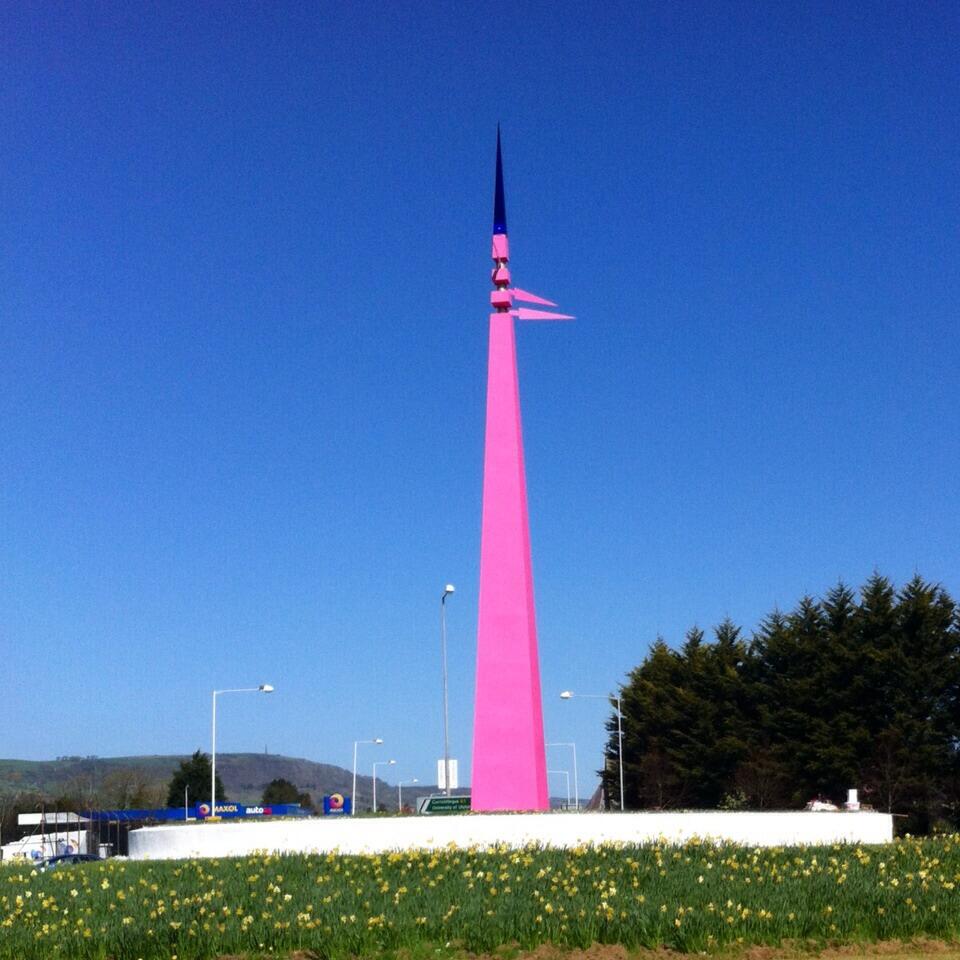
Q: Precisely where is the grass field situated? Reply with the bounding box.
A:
[1,835,959,959]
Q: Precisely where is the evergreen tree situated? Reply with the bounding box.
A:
[612,638,684,808]
[888,577,960,831]
[747,597,831,804]
[853,574,904,810]
[669,627,714,804]
[812,583,862,795]
[262,778,301,804]
[166,751,225,809]
[261,778,315,809]
[704,619,751,805]
[739,611,792,807]
[667,622,750,807]
[613,625,751,809]
[613,573,960,830]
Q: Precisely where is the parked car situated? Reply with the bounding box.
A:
[40,853,102,870]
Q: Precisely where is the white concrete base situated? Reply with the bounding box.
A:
[128,810,893,860]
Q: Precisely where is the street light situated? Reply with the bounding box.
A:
[548,768,571,809]
[372,759,396,813]
[211,685,274,820]
[398,778,419,812]
[352,738,383,816]
[440,584,455,796]
[547,742,579,810]
[560,690,625,811]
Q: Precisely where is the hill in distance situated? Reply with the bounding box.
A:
[0,753,446,812]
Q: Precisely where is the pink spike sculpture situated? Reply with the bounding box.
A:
[471,130,573,812]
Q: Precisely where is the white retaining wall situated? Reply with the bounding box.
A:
[129,810,893,860]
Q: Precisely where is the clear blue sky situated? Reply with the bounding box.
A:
[2,2,958,800]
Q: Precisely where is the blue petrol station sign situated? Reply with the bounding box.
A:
[85,803,307,822]
[194,803,303,819]
[322,794,352,815]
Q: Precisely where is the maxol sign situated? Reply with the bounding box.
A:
[323,794,352,815]
[84,804,307,822]
[195,803,303,819]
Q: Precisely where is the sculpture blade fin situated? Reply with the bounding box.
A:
[510,288,558,306]
[513,308,575,321]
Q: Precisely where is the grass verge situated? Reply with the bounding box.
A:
[1,835,958,959]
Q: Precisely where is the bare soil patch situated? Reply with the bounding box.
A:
[467,941,960,960]
[217,940,960,960]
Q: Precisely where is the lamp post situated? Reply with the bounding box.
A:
[398,778,419,812]
[548,769,571,809]
[560,690,625,811]
[211,685,274,820]
[547,742,579,810]
[352,738,383,816]
[440,584,455,796]
[372,759,396,813]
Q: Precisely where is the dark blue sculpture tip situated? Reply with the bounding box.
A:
[493,125,507,235]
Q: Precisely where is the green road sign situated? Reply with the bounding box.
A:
[418,795,471,814]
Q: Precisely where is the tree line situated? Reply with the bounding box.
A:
[0,754,314,845]
[601,574,960,833]
[165,751,313,810]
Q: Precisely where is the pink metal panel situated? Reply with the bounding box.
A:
[471,311,549,812]
[471,131,573,813]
